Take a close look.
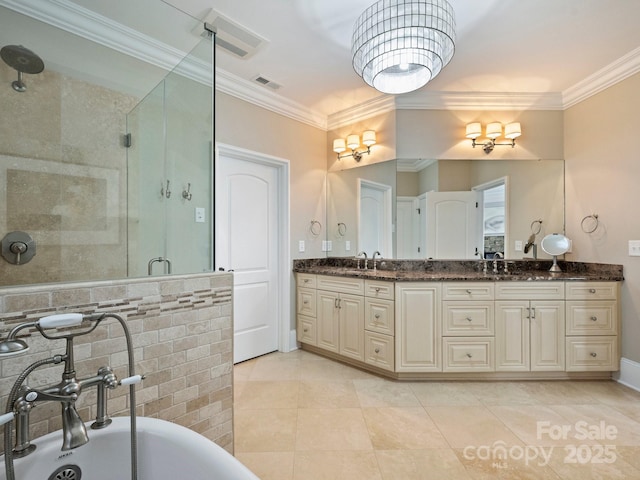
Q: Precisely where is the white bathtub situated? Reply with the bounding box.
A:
[1,416,259,480]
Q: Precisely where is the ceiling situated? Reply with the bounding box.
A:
[2,0,640,129]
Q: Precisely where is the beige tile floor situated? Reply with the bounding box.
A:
[233,350,640,480]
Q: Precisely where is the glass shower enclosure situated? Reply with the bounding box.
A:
[126,35,214,277]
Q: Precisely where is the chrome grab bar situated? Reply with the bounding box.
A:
[147,257,172,275]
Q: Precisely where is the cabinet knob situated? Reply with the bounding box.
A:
[374,313,381,319]
[466,289,472,295]
[375,287,381,293]
[466,353,473,358]
[590,316,598,321]
[304,328,309,332]
[304,279,310,283]
[590,352,597,358]
[375,348,380,354]
[303,300,309,305]
[466,317,473,322]
[589,288,596,294]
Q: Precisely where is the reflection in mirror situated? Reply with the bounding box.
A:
[327,158,564,260]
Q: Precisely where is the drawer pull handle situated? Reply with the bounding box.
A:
[374,348,380,354]
[590,352,597,358]
[589,288,596,294]
[590,316,598,321]
[466,353,473,358]
[466,317,473,322]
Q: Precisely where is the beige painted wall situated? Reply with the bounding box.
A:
[565,72,640,363]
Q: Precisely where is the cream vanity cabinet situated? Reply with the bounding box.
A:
[395,283,442,372]
[296,274,395,370]
[495,282,565,372]
[316,275,365,361]
[441,282,495,372]
[565,282,619,371]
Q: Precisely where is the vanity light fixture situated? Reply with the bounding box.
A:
[333,130,376,161]
[466,122,522,154]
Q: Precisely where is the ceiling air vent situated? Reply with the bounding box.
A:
[196,9,267,60]
[253,75,281,90]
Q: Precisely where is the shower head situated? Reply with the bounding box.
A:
[0,45,45,92]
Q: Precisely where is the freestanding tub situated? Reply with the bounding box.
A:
[1,416,259,480]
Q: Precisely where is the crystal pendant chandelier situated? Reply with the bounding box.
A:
[352,0,456,95]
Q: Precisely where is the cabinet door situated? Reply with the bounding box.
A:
[530,300,565,371]
[495,301,529,371]
[395,283,442,372]
[339,293,365,361]
[317,291,339,353]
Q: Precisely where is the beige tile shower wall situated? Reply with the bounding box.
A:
[0,62,137,286]
[0,272,234,453]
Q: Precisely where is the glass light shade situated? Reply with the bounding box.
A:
[505,122,522,139]
[362,130,376,146]
[347,135,360,150]
[352,0,456,95]
[333,139,346,154]
[486,122,502,139]
[465,123,482,139]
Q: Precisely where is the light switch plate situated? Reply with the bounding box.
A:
[515,240,523,251]
[195,207,205,223]
[345,240,351,251]
[629,240,640,256]
[298,240,305,252]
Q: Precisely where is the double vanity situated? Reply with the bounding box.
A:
[294,259,623,380]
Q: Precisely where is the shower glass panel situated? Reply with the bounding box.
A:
[127,35,214,277]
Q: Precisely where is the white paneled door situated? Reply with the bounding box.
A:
[216,146,282,363]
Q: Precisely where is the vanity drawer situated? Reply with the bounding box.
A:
[566,336,618,371]
[365,298,395,336]
[297,288,316,317]
[297,273,317,289]
[565,282,618,300]
[365,280,395,300]
[566,301,618,335]
[495,282,564,300]
[317,275,364,295]
[443,282,494,300]
[297,315,317,346]
[442,301,494,336]
[364,331,394,371]
[442,337,495,372]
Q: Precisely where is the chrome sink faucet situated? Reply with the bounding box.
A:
[372,251,382,271]
[356,251,368,270]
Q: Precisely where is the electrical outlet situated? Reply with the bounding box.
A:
[298,240,305,252]
[629,240,640,256]
[195,207,205,223]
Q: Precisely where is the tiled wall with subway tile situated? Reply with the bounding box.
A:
[0,272,234,453]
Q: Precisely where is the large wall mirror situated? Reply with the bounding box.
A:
[327,158,564,260]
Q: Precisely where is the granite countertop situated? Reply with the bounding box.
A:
[292,259,624,282]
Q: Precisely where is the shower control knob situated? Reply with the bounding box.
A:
[10,242,27,265]
[1,231,36,265]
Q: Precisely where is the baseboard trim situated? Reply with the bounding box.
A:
[615,357,640,392]
[288,329,299,352]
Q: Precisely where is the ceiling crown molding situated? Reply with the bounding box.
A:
[562,45,640,109]
[396,91,564,111]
